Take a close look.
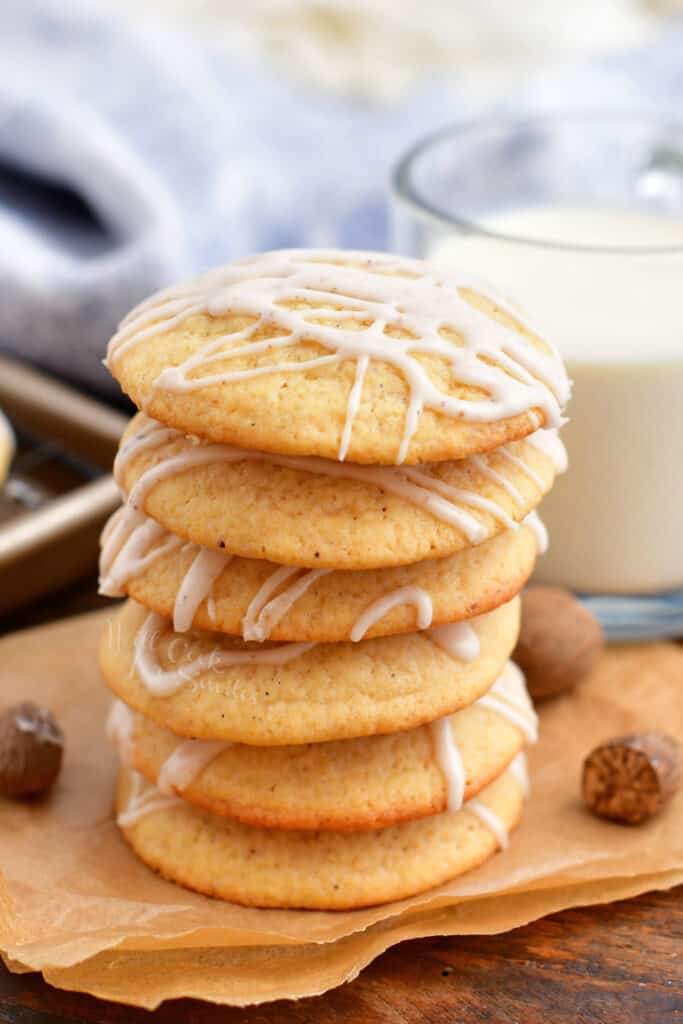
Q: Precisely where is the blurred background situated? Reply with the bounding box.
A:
[1,0,682,396]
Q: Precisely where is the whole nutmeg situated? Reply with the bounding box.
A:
[583,733,681,825]
[514,585,604,701]
[0,702,64,798]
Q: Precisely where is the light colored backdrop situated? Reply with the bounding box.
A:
[120,0,668,99]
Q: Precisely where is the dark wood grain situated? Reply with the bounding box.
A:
[1,587,681,1023]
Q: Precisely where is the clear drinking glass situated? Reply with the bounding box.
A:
[391,112,683,639]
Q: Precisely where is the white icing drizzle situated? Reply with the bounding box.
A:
[173,547,232,632]
[477,663,538,743]
[428,664,534,816]
[467,798,510,851]
[117,769,180,827]
[526,427,569,474]
[399,466,518,531]
[99,507,183,597]
[133,612,316,697]
[467,753,529,849]
[156,738,230,796]
[473,429,567,515]
[350,586,433,642]
[338,352,369,462]
[428,620,481,662]
[100,506,231,630]
[106,700,136,763]
[102,421,207,599]
[429,716,467,812]
[242,565,332,642]
[522,510,549,556]
[508,751,531,797]
[108,699,229,796]
[469,454,525,505]
[107,250,569,464]
[113,422,180,489]
[498,446,546,492]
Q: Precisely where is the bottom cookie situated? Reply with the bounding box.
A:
[115,759,527,910]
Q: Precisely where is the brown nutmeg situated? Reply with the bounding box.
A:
[513,585,604,701]
[0,702,64,798]
[582,733,681,825]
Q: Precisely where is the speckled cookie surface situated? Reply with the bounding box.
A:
[110,663,534,829]
[114,413,559,570]
[99,597,520,744]
[116,764,525,908]
[105,250,568,465]
[101,509,537,641]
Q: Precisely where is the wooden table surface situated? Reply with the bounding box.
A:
[1,580,682,1024]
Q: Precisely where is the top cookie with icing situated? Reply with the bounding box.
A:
[106,250,570,465]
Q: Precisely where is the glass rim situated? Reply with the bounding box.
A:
[391,109,683,256]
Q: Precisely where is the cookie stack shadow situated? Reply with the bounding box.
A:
[97,249,569,909]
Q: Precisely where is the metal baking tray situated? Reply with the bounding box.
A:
[0,356,129,615]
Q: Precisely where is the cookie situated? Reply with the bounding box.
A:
[100,507,538,641]
[114,413,564,569]
[105,250,569,466]
[99,597,521,745]
[115,759,527,908]
[108,661,535,830]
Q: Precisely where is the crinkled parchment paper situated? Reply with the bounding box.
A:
[0,611,681,1007]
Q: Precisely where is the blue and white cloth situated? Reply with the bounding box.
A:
[0,0,682,394]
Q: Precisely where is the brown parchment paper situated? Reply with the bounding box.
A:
[0,610,682,1007]
[4,870,681,1010]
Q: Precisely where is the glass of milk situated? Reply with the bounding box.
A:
[391,112,683,639]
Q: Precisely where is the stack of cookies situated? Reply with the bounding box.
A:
[98,249,569,909]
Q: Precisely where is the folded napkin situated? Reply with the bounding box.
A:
[0,0,681,394]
